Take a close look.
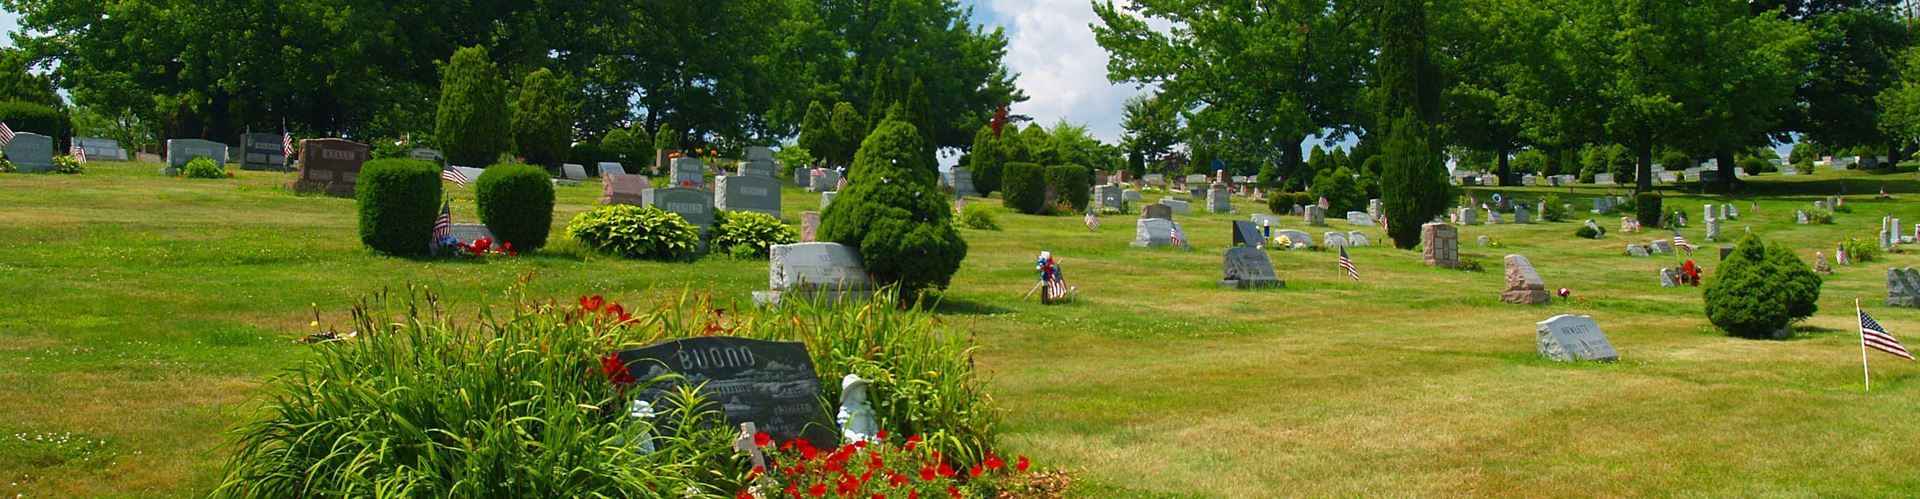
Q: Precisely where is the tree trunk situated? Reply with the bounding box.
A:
[1496,146,1512,186]
[1281,136,1304,190]
[1889,142,1902,167]
[1716,151,1736,191]
[1635,125,1653,193]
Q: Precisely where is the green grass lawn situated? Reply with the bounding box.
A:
[5,162,1920,496]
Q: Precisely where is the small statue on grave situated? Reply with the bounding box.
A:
[837,374,879,444]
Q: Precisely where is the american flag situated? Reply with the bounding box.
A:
[954,197,966,213]
[1339,246,1360,281]
[1170,223,1186,248]
[441,164,473,186]
[432,201,453,244]
[836,175,848,191]
[1046,274,1068,301]
[0,121,15,147]
[1318,195,1330,210]
[1861,308,1914,360]
[1084,211,1099,231]
[282,123,295,157]
[70,144,86,163]
[1672,229,1694,254]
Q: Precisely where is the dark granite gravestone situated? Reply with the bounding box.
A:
[644,186,716,253]
[616,337,837,450]
[1232,221,1264,248]
[1218,246,1283,289]
[240,133,288,171]
[165,138,229,175]
[1719,247,1733,261]
[1141,204,1172,220]
[5,132,54,172]
[289,138,371,197]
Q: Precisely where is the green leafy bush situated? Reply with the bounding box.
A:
[959,203,1001,230]
[1539,194,1570,222]
[566,205,699,261]
[355,159,443,256]
[1045,164,1091,212]
[510,68,573,169]
[1575,225,1603,239]
[819,117,968,299]
[182,156,226,179]
[1842,237,1881,263]
[1635,192,1662,227]
[969,126,1004,196]
[52,155,82,174]
[434,46,510,167]
[654,124,681,152]
[0,157,14,173]
[1807,209,1835,224]
[1266,192,1313,215]
[774,145,814,177]
[1705,234,1821,339]
[1457,257,1484,272]
[1000,162,1048,214]
[475,163,555,252]
[1310,166,1365,214]
[1739,156,1768,176]
[0,100,68,141]
[711,210,797,259]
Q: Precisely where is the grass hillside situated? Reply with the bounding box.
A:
[4,162,1920,496]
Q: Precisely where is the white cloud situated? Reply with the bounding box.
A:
[979,0,1147,144]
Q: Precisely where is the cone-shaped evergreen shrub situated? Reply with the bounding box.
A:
[829,103,865,167]
[510,68,572,169]
[819,117,967,298]
[970,125,1003,196]
[1380,113,1448,248]
[1705,234,1821,339]
[1000,162,1047,214]
[435,46,509,167]
[1636,192,1663,227]
[798,101,832,164]
[1045,164,1090,212]
[356,159,443,256]
[475,163,555,252]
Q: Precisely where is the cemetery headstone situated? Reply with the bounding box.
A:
[1251,214,1282,227]
[1323,232,1350,249]
[1649,239,1673,254]
[1514,204,1532,224]
[1272,229,1312,250]
[1626,244,1649,257]
[289,138,370,197]
[1478,235,1491,247]
[1535,315,1618,362]
[449,223,493,244]
[1232,221,1264,248]
[753,242,873,306]
[562,163,589,180]
[644,186,716,252]
[1347,231,1371,247]
[1144,174,1165,187]
[1500,255,1551,305]
[600,162,629,176]
[1161,198,1191,215]
[1593,173,1615,185]
[1421,223,1459,269]
[800,212,820,242]
[1305,205,1326,226]
[1131,218,1179,248]
[1368,199,1383,218]
[1889,268,1920,307]
[949,167,980,198]
[810,169,840,193]
[600,173,650,205]
[716,174,783,218]
[1206,182,1232,213]
[411,148,445,164]
[1346,212,1373,226]
[1218,247,1284,289]
[671,157,707,187]
[794,167,812,187]
[5,132,54,173]
[615,337,836,450]
[820,191,836,208]
[74,137,128,161]
[1455,206,1478,225]
[1659,268,1679,287]
[1123,190,1143,203]
[1095,185,1124,211]
[165,138,228,176]
[239,133,288,171]
[1706,218,1721,241]
[1141,204,1173,220]
[1796,210,1808,224]
[1488,210,1505,225]
[1719,246,1734,261]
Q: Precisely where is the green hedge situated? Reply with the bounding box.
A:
[1045,164,1091,212]
[1266,192,1313,215]
[1000,162,1047,214]
[0,100,65,145]
[565,205,699,261]
[475,164,555,252]
[356,159,444,256]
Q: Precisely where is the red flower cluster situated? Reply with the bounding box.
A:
[745,430,1030,498]
[457,237,517,257]
[577,295,635,324]
[600,353,635,386]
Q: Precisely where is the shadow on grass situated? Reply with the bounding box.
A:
[924,295,1017,316]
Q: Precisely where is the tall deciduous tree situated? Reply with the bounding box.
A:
[1095,0,1374,184]
[1119,93,1182,172]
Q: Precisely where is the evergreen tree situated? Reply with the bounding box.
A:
[435,46,509,167]
[818,115,968,301]
[1021,124,1056,165]
[829,102,866,167]
[798,101,831,166]
[509,68,573,169]
[1377,0,1446,249]
[654,124,681,153]
[970,125,1004,196]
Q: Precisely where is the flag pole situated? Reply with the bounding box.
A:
[1860,299,1871,392]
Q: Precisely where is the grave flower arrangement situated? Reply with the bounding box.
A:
[739,430,1055,499]
[453,236,517,257]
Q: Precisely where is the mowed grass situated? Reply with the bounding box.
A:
[4,162,1920,496]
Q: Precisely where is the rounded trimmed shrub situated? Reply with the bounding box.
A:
[969,125,1004,196]
[435,46,510,167]
[818,116,968,298]
[356,159,443,256]
[1000,162,1047,214]
[712,210,797,259]
[1705,234,1821,339]
[475,163,555,252]
[0,100,66,142]
[959,203,1000,230]
[565,205,699,261]
[510,68,572,169]
[1045,164,1091,212]
[1635,192,1663,227]
[182,156,225,179]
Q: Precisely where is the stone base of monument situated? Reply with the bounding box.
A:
[1500,289,1551,305]
[1217,278,1284,289]
[552,179,582,187]
[751,290,869,307]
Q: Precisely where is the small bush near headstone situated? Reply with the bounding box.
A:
[1705,234,1821,339]
[774,145,814,177]
[565,205,698,261]
[1833,203,1853,214]
[0,100,68,140]
[712,210,798,259]
[1045,164,1091,212]
[1266,192,1312,215]
[1634,192,1662,228]
[1842,237,1881,263]
[819,116,969,299]
[475,164,555,252]
[1000,162,1048,214]
[959,203,1001,230]
[1575,225,1603,239]
[1806,209,1835,224]
[1310,166,1365,214]
[181,156,227,179]
[52,155,82,174]
[1738,156,1768,176]
[1457,256,1484,272]
[0,157,13,173]
[1539,194,1570,222]
[355,159,443,256]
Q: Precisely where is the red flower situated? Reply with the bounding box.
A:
[904,435,920,451]
[936,463,954,477]
[1015,456,1030,473]
[919,466,935,481]
[876,430,888,440]
[580,295,604,312]
[755,432,772,447]
[600,353,634,385]
[969,465,982,478]
[604,303,625,319]
[807,483,825,497]
[887,471,909,487]
[867,453,883,470]
[736,490,753,499]
[836,478,857,495]
[948,487,960,499]
[908,491,918,499]
[800,445,818,460]
[473,237,492,252]
[983,454,1004,471]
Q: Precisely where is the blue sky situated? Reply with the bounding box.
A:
[963,0,1146,143]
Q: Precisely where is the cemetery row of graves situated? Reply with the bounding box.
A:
[8,128,1920,495]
